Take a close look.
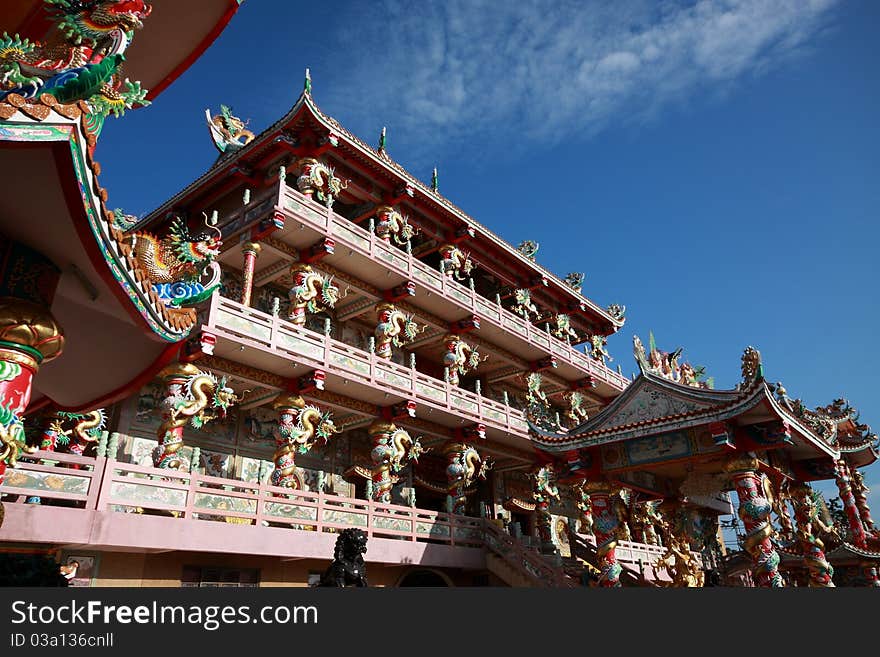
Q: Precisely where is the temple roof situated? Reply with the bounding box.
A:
[140,85,624,335]
[529,343,843,462]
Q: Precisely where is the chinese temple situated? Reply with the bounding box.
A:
[0,1,877,588]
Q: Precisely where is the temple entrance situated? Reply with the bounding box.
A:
[398,569,450,587]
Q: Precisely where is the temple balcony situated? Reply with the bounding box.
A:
[201,293,531,442]
[1,451,672,586]
[215,182,629,397]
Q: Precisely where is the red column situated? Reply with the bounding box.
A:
[0,298,64,486]
[725,455,784,587]
[851,468,877,536]
[154,363,201,469]
[834,459,867,548]
[583,481,622,587]
[240,242,261,307]
[270,393,305,488]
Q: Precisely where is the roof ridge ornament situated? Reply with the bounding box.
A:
[431,166,439,192]
[377,126,388,159]
[741,346,763,385]
[304,67,312,95]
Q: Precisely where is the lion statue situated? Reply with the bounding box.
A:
[316,528,369,587]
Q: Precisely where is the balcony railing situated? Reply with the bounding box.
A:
[2,451,483,549]
[205,294,530,435]
[221,184,630,392]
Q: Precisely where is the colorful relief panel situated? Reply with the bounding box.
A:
[602,431,695,470]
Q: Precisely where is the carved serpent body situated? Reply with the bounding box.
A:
[128,223,221,286]
[66,409,106,457]
[272,403,339,489]
[375,304,420,359]
[438,244,473,280]
[369,421,425,503]
[444,443,491,515]
[155,371,225,470]
[443,335,483,387]
[296,158,346,207]
[374,206,415,245]
[288,264,338,326]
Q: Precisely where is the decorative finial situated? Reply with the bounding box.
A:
[431,167,439,192]
[378,126,387,157]
[304,68,312,95]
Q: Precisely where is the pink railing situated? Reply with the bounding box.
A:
[0,450,103,507]
[245,184,629,392]
[1,453,481,549]
[97,459,483,546]
[205,294,530,435]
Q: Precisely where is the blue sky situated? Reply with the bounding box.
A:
[97,0,879,505]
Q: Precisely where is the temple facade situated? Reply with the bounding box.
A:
[0,2,877,588]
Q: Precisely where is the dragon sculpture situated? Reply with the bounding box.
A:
[563,272,584,294]
[551,313,579,342]
[438,244,473,281]
[516,240,539,261]
[0,397,28,500]
[525,372,548,407]
[633,333,713,388]
[585,484,624,586]
[287,263,339,327]
[154,367,241,470]
[606,303,626,321]
[510,288,539,321]
[725,456,785,587]
[741,346,763,384]
[374,206,416,245]
[369,420,426,504]
[851,470,878,536]
[295,157,347,208]
[575,484,594,535]
[789,483,837,587]
[442,334,486,387]
[564,391,589,427]
[52,409,106,458]
[127,214,223,307]
[374,303,423,360]
[444,442,492,515]
[0,1,152,120]
[205,104,255,154]
[589,334,612,364]
[270,394,340,489]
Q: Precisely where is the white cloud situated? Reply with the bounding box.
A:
[324,0,839,152]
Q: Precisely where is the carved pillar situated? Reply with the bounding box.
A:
[240,242,261,307]
[270,393,306,488]
[0,298,64,487]
[369,420,423,504]
[833,459,868,548]
[724,455,784,587]
[851,469,877,535]
[444,441,469,515]
[789,482,835,587]
[584,481,623,587]
[154,363,203,470]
